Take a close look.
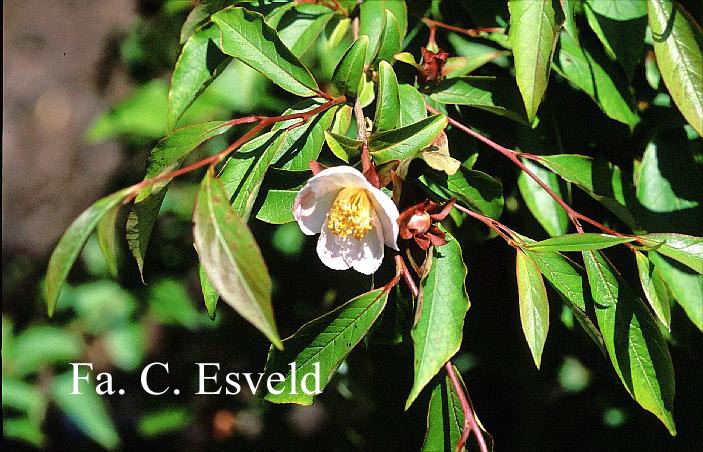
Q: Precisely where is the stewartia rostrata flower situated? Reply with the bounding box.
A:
[293,166,400,274]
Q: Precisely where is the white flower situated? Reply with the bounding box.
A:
[293,166,400,274]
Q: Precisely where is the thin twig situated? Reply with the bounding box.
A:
[122,96,345,203]
[445,362,488,452]
[427,105,635,240]
[422,18,504,38]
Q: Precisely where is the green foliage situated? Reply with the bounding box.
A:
[34,0,703,449]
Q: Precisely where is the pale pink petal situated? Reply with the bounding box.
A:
[306,165,369,196]
[349,215,385,274]
[293,186,336,235]
[366,186,400,250]
[316,225,352,270]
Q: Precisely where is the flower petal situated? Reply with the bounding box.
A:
[366,185,400,250]
[316,216,385,274]
[306,165,369,196]
[293,186,336,235]
[316,225,352,270]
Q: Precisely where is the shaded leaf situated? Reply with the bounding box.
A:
[276,5,333,57]
[127,121,232,276]
[193,169,281,348]
[424,167,504,219]
[324,131,362,163]
[428,76,529,125]
[517,158,568,237]
[52,372,120,449]
[199,263,219,320]
[553,30,640,126]
[539,154,637,229]
[254,190,297,224]
[260,289,389,404]
[96,204,120,277]
[398,83,428,126]
[46,189,129,315]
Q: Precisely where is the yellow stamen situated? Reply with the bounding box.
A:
[327,187,374,239]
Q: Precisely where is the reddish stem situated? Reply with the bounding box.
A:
[427,105,633,240]
[445,362,488,452]
[123,96,345,203]
[422,18,505,38]
[394,255,418,298]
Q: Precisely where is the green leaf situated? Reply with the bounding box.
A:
[271,99,338,170]
[276,5,334,58]
[428,76,529,125]
[86,81,168,142]
[586,0,646,20]
[324,131,362,162]
[650,251,703,331]
[648,0,703,136]
[8,327,84,377]
[635,251,672,329]
[127,121,232,277]
[168,25,231,131]
[327,17,351,49]
[524,248,606,353]
[516,250,550,368]
[407,231,470,409]
[641,233,703,274]
[193,169,282,349]
[2,377,45,418]
[539,154,637,229]
[424,167,504,219]
[635,131,703,234]
[583,0,647,80]
[254,189,297,224]
[374,61,401,132]
[331,35,369,98]
[46,189,129,315]
[199,263,218,320]
[517,158,568,236]
[508,0,562,122]
[260,288,389,404]
[560,0,581,43]
[582,250,676,434]
[447,32,510,76]
[212,7,318,97]
[220,131,288,220]
[52,372,120,449]
[553,30,640,126]
[3,417,45,448]
[525,233,635,252]
[422,368,463,452]
[398,83,428,126]
[359,0,408,64]
[373,9,403,64]
[368,114,448,163]
[96,204,120,277]
[138,407,191,438]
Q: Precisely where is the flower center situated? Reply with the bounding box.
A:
[327,187,374,240]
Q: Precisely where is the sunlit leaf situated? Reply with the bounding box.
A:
[212,7,318,97]
[407,231,470,409]
[194,169,281,348]
[516,250,550,368]
[583,250,676,434]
